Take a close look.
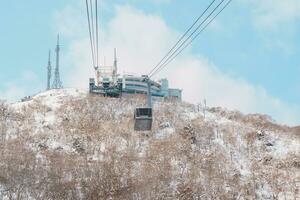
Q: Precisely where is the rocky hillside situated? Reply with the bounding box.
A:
[0,89,299,200]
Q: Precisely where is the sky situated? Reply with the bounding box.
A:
[0,0,299,126]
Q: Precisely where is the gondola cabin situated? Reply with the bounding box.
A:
[134,108,153,131]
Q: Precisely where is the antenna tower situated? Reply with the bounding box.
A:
[52,34,63,89]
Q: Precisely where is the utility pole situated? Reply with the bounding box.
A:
[47,50,52,90]
[52,34,63,89]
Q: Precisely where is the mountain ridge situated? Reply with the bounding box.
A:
[0,88,299,199]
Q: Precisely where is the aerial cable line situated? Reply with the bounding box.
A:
[95,0,99,68]
[148,0,218,76]
[149,0,226,77]
[90,0,97,66]
[149,0,230,78]
[85,0,101,69]
[85,0,96,68]
[153,0,233,76]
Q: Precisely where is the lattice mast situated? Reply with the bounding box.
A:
[52,34,63,89]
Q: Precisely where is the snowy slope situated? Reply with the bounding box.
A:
[0,89,299,200]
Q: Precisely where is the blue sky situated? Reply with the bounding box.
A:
[0,0,299,125]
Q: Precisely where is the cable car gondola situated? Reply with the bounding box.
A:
[134,107,152,131]
[134,76,153,131]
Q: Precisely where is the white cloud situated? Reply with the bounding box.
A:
[0,70,40,102]
[245,0,300,30]
[54,2,300,126]
[61,5,178,87]
[0,84,26,102]
[53,1,87,39]
[165,57,300,125]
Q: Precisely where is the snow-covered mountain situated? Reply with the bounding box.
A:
[0,89,299,200]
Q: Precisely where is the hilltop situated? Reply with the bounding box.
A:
[0,89,299,199]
